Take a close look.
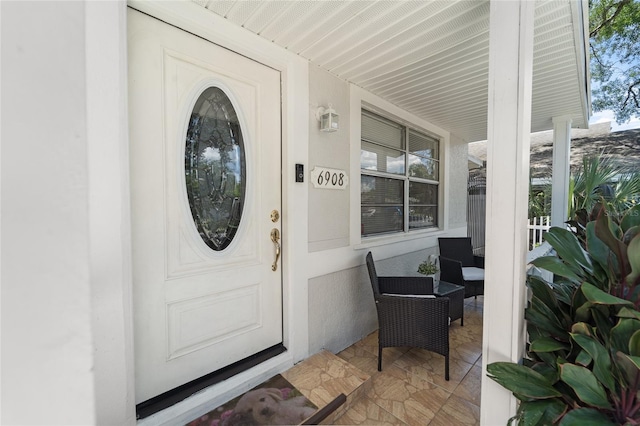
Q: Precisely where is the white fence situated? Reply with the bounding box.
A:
[528,216,550,249]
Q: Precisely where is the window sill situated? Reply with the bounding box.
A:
[354,227,445,250]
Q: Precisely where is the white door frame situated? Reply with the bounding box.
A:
[88,1,310,423]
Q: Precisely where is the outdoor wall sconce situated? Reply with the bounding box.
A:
[316,104,339,132]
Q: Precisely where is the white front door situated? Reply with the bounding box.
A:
[128,9,283,403]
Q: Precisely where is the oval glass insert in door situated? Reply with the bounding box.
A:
[185,87,246,251]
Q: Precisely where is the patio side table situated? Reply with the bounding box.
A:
[434,280,464,326]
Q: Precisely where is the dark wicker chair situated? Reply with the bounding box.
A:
[438,237,485,298]
[366,252,450,380]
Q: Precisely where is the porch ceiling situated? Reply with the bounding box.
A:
[191,0,590,143]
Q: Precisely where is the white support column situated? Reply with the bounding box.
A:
[481,1,535,424]
[550,116,573,227]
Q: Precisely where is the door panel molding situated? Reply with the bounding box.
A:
[129,8,283,404]
[127,2,311,422]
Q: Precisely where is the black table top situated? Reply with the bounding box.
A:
[434,280,464,296]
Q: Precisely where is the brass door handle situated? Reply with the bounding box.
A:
[270,228,281,271]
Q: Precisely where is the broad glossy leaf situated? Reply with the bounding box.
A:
[630,329,640,356]
[530,337,569,353]
[519,401,544,426]
[571,333,615,391]
[519,399,567,426]
[592,307,614,345]
[621,205,640,232]
[571,322,594,336]
[575,350,592,367]
[622,225,640,245]
[544,227,593,274]
[581,282,633,307]
[559,363,612,409]
[487,362,562,399]
[531,256,582,284]
[575,301,593,322]
[586,221,615,272]
[611,318,640,354]
[552,281,578,305]
[558,408,615,425]
[526,306,569,340]
[531,295,568,329]
[617,307,640,320]
[595,209,630,274]
[532,362,559,383]
[614,351,640,386]
[528,276,558,312]
[626,233,640,284]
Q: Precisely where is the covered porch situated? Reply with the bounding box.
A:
[2,0,589,425]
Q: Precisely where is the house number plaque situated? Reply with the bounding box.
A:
[310,166,349,190]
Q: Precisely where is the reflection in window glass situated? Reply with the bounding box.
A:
[409,182,438,229]
[360,110,440,236]
[185,87,246,251]
[361,176,403,236]
[361,141,405,175]
[408,155,438,180]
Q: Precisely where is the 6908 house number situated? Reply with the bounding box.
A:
[310,166,349,190]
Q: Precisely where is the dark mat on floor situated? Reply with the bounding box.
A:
[185,374,318,426]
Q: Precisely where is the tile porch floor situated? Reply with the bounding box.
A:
[282,296,484,425]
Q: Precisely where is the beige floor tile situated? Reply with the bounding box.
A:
[282,350,369,408]
[284,297,486,426]
[453,364,482,406]
[366,365,451,426]
[448,338,482,365]
[393,349,474,392]
[333,397,407,425]
[337,345,380,377]
[429,395,480,426]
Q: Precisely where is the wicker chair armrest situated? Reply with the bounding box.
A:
[473,255,485,269]
[378,276,434,295]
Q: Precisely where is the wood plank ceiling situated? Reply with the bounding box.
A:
[191,0,590,143]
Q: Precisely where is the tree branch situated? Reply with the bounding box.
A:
[623,80,640,108]
[590,0,632,38]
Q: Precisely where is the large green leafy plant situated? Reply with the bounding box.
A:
[487,204,640,425]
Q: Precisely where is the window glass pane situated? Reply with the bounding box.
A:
[361,175,403,236]
[362,111,404,149]
[185,87,246,251]
[409,181,438,204]
[409,206,437,229]
[361,175,403,204]
[408,155,438,180]
[409,182,437,229]
[409,131,439,159]
[361,141,405,175]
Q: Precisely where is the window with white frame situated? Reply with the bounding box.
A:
[360,110,440,237]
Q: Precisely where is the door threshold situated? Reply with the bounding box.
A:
[137,344,287,421]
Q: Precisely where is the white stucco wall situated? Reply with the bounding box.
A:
[2,2,135,425]
[308,266,377,354]
[448,134,470,229]
[306,82,470,356]
[308,67,351,252]
[2,2,97,424]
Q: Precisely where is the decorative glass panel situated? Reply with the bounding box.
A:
[185,87,246,251]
